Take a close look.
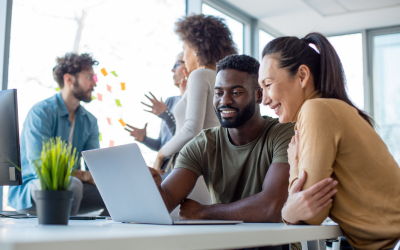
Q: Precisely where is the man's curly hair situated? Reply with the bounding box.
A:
[175,14,238,66]
[217,54,260,90]
[53,53,98,88]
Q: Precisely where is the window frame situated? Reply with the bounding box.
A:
[186,0,282,60]
[366,25,400,118]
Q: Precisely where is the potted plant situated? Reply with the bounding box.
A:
[32,137,79,225]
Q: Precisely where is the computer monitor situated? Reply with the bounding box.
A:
[0,89,22,186]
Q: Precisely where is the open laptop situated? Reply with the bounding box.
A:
[82,143,242,225]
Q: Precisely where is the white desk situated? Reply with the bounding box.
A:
[0,218,342,250]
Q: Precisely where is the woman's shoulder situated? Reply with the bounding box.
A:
[302,98,354,114]
[299,98,358,129]
[189,68,217,79]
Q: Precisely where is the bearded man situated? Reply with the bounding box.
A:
[149,54,296,249]
[9,53,108,216]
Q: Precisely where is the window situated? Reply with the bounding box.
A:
[202,3,244,54]
[371,30,400,164]
[259,29,275,59]
[4,0,186,210]
[328,33,364,110]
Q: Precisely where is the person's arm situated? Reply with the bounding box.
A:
[150,167,199,213]
[161,70,211,157]
[22,106,53,179]
[150,131,208,212]
[288,100,341,225]
[158,108,176,135]
[142,135,162,151]
[82,121,100,151]
[125,123,162,151]
[78,119,100,183]
[179,163,289,222]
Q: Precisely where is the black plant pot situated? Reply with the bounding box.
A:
[35,190,74,225]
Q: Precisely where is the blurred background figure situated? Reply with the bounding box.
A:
[125,52,187,180]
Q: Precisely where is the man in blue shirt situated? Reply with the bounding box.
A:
[9,53,107,216]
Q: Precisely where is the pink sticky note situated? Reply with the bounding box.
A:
[109,140,114,147]
[93,74,98,82]
[97,93,103,101]
[107,85,112,92]
[107,117,111,125]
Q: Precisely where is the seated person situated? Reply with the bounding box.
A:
[125,52,187,180]
[9,53,108,216]
[259,33,400,249]
[149,54,295,223]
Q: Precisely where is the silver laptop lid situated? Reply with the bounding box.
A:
[82,143,173,225]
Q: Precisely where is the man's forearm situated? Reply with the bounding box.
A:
[199,192,285,223]
[158,187,173,212]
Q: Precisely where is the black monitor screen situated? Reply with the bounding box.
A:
[0,89,22,186]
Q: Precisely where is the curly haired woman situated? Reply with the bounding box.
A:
[152,14,237,215]
[153,14,237,172]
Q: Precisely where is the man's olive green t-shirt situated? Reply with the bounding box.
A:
[174,116,295,204]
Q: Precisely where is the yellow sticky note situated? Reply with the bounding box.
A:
[111,71,118,77]
[115,99,122,107]
[55,86,60,91]
[119,119,126,127]
[121,82,125,90]
[99,133,102,141]
[101,68,108,76]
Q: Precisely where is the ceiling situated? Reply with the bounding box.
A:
[225,0,400,36]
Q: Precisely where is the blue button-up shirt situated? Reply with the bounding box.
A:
[8,93,99,211]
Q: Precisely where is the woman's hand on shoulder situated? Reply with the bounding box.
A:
[282,171,338,224]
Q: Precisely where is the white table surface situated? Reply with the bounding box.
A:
[0,218,342,250]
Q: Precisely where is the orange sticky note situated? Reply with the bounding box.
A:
[109,140,114,147]
[107,85,112,92]
[97,93,103,101]
[119,119,126,127]
[121,82,125,90]
[107,117,111,125]
[101,68,108,76]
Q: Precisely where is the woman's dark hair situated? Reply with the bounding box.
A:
[261,32,374,127]
[53,53,98,88]
[217,54,260,90]
[175,14,238,66]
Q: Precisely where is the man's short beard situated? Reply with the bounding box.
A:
[72,78,92,103]
[215,96,256,128]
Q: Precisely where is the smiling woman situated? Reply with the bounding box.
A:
[259,33,400,250]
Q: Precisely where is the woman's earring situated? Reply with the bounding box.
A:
[301,84,305,87]
[194,53,197,56]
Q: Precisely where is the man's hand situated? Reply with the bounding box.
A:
[141,92,167,116]
[148,167,162,188]
[282,171,338,224]
[125,123,147,142]
[179,199,205,219]
[153,150,166,175]
[74,170,95,185]
[287,130,300,170]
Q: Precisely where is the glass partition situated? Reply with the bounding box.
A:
[202,3,244,54]
[328,33,364,110]
[4,0,186,210]
[372,31,400,164]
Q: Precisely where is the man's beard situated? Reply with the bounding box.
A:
[215,96,256,128]
[72,78,92,103]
